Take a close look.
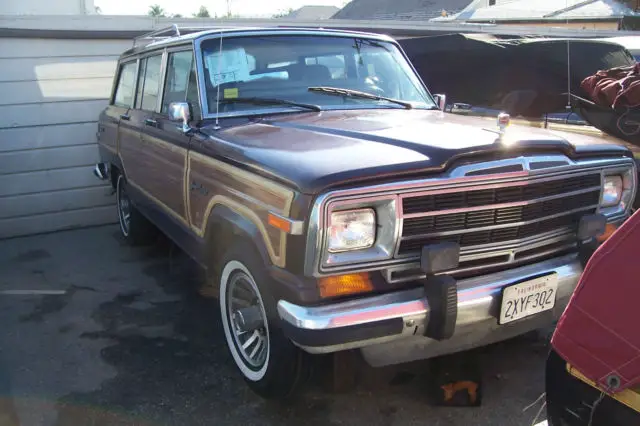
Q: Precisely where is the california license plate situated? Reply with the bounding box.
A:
[499,274,558,325]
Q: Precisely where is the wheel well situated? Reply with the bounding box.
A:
[110,164,121,190]
[203,206,270,292]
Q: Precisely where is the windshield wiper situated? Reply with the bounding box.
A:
[308,86,414,109]
[217,97,322,112]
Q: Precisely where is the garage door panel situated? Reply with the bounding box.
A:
[0,205,117,239]
[0,166,104,197]
[0,56,118,82]
[0,99,107,128]
[0,79,112,105]
[0,144,100,175]
[0,122,99,152]
[0,186,113,220]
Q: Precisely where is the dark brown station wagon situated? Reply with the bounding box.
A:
[94,25,637,399]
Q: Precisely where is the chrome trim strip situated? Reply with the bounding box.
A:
[401,185,601,219]
[399,204,598,242]
[304,155,635,277]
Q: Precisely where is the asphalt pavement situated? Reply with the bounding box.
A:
[0,225,553,426]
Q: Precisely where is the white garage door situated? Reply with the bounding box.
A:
[0,37,131,239]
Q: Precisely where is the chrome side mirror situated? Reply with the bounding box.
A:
[433,94,447,111]
[168,102,193,134]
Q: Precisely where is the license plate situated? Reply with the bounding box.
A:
[499,274,558,325]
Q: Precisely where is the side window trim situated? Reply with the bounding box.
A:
[111,59,138,108]
[135,50,165,113]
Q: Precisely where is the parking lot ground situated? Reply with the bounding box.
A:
[0,225,553,426]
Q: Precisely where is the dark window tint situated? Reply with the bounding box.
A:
[136,54,162,111]
[113,61,137,107]
[161,51,195,113]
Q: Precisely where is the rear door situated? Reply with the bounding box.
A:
[119,52,163,194]
[100,60,137,154]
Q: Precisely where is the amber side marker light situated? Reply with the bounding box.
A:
[597,223,618,243]
[319,273,374,298]
[267,213,292,234]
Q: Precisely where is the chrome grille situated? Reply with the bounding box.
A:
[397,173,602,260]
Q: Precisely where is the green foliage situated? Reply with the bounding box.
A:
[148,4,166,17]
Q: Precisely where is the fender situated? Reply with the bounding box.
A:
[203,204,273,270]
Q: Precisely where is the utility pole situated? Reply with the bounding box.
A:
[226,0,232,17]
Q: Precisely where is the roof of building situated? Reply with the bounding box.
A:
[446,0,639,22]
[281,5,341,19]
[332,0,473,21]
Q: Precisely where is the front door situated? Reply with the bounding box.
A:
[139,49,198,226]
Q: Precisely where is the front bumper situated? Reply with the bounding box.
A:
[277,254,581,367]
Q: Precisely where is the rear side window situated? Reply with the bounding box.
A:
[161,51,194,113]
[135,54,163,111]
[113,62,137,107]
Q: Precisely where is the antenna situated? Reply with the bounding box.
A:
[214,32,223,130]
[566,0,572,111]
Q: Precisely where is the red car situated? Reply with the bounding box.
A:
[546,209,640,425]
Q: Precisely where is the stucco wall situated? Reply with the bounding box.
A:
[0,37,130,238]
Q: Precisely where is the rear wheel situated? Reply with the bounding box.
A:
[116,174,157,245]
[218,243,310,399]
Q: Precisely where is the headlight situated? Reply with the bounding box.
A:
[328,209,376,253]
[601,175,623,208]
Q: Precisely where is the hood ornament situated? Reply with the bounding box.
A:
[497,112,510,136]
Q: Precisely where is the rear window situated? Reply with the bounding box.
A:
[113,61,137,107]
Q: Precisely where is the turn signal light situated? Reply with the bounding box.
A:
[318,273,373,298]
[267,213,292,233]
[597,223,618,243]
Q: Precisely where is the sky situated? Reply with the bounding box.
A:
[94,0,348,18]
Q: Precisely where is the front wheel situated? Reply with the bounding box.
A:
[218,244,310,399]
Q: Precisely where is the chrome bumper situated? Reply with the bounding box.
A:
[277,254,581,367]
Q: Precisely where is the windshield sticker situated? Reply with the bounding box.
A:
[223,88,239,99]
[206,47,250,86]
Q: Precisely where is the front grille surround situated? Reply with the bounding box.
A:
[303,155,636,278]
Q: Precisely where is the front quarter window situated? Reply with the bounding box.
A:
[198,34,435,116]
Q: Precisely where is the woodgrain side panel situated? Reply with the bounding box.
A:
[188,152,294,267]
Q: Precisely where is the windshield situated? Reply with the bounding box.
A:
[199,35,435,115]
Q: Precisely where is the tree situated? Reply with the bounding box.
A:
[193,6,210,17]
[148,4,166,17]
[171,13,183,18]
[272,7,294,18]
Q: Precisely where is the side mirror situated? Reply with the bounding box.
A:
[433,94,447,111]
[168,102,193,134]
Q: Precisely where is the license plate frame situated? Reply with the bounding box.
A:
[498,273,559,325]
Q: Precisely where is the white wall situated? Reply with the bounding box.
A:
[0,0,95,15]
[0,37,130,238]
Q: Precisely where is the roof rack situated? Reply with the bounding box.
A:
[132,24,229,48]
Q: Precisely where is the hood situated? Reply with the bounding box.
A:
[197,109,631,194]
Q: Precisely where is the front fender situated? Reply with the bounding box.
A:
[203,204,272,270]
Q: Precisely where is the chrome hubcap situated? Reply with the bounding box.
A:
[227,272,268,368]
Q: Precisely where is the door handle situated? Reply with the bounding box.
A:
[120,114,130,121]
[145,118,158,126]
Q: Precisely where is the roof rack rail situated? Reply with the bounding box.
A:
[132,24,233,48]
[133,24,180,47]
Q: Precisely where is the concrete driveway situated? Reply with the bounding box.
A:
[0,225,551,426]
